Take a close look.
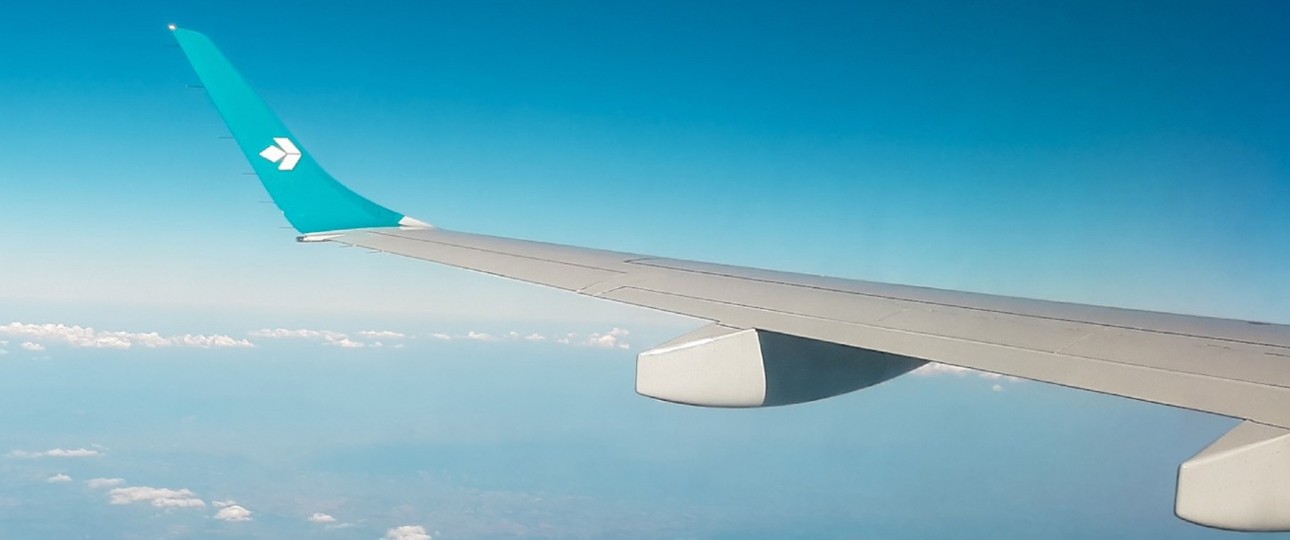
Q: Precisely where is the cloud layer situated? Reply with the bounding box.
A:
[250,328,384,349]
[108,486,205,508]
[251,326,634,350]
[424,327,632,349]
[9,448,101,459]
[1,322,253,350]
[1,321,637,358]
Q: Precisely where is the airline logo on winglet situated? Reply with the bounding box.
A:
[259,137,301,171]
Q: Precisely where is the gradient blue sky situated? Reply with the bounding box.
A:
[0,1,1287,538]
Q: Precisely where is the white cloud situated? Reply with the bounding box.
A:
[108,486,205,508]
[427,330,498,342]
[20,342,45,352]
[914,363,1018,381]
[464,331,495,342]
[212,500,236,508]
[46,474,71,483]
[249,328,347,340]
[251,328,402,349]
[0,323,252,350]
[563,328,632,349]
[324,337,365,349]
[913,363,1020,392]
[308,512,336,523]
[214,504,252,522]
[9,448,101,459]
[913,363,973,376]
[87,478,125,489]
[592,335,619,348]
[422,327,634,350]
[551,329,631,349]
[45,448,98,457]
[152,497,206,508]
[583,333,628,349]
[172,334,253,348]
[385,525,432,540]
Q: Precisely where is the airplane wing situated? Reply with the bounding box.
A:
[171,27,1290,532]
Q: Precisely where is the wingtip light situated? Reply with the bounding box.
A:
[168,24,177,31]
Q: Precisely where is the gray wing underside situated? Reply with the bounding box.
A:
[325,226,1290,429]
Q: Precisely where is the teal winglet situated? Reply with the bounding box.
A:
[173,27,423,234]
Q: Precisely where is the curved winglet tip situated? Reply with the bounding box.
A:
[398,216,433,229]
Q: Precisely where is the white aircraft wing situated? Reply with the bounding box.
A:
[172,27,1290,532]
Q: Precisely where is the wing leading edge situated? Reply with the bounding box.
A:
[172,27,1290,532]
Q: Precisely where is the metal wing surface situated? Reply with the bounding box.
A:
[330,227,1290,428]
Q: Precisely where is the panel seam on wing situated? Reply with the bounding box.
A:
[364,230,631,274]
[623,260,1289,350]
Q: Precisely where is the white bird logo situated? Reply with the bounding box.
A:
[259,137,301,171]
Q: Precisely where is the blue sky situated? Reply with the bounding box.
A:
[0,1,1287,538]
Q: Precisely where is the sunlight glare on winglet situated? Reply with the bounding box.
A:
[398,216,432,229]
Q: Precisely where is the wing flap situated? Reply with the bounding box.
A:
[1062,329,1290,388]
